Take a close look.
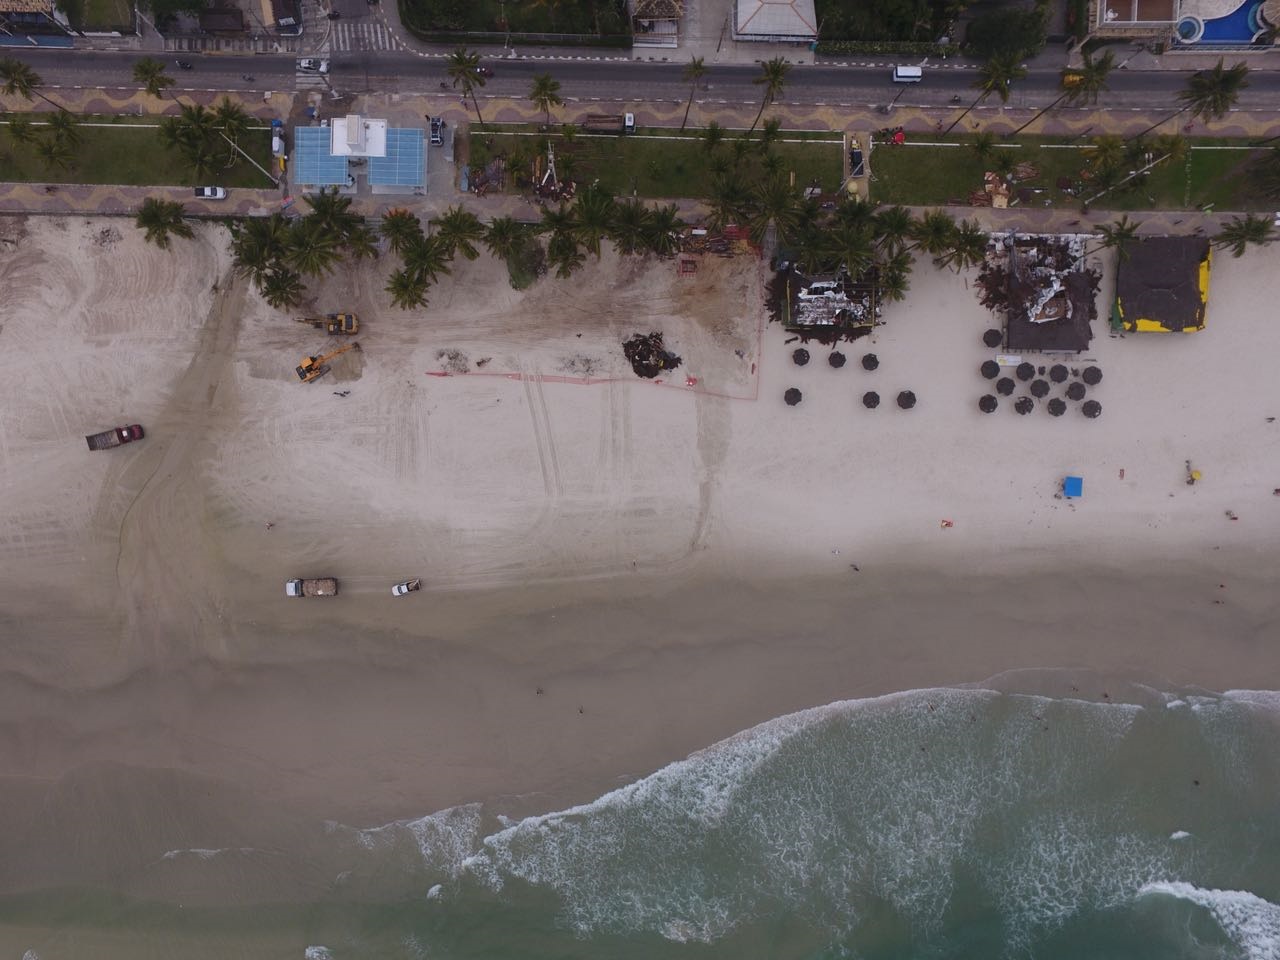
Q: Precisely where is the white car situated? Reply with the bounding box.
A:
[193,186,227,200]
[391,578,422,596]
[298,58,329,74]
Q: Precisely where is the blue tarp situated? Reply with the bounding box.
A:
[1063,476,1084,498]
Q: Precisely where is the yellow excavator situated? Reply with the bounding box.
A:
[295,313,359,335]
[296,341,360,383]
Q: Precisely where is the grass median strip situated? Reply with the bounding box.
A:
[0,118,273,188]
[868,136,1270,211]
[469,125,844,199]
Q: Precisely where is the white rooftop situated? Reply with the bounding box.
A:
[734,0,817,38]
[330,115,388,158]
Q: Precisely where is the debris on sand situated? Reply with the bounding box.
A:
[561,354,601,377]
[623,332,681,379]
[436,349,470,374]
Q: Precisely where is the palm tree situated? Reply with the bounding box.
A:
[380,208,424,254]
[611,198,651,255]
[344,222,379,260]
[992,150,1018,178]
[1249,147,1280,201]
[1090,214,1141,260]
[35,137,75,171]
[5,114,37,146]
[539,202,575,237]
[135,197,194,249]
[1010,51,1114,137]
[483,216,522,261]
[304,186,364,242]
[446,47,487,125]
[969,131,997,162]
[703,120,725,153]
[132,57,175,99]
[708,171,750,231]
[386,267,430,309]
[432,206,485,260]
[286,218,343,276]
[907,208,957,257]
[749,57,789,135]
[572,185,617,256]
[260,268,305,309]
[874,205,915,253]
[528,73,563,126]
[546,230,584,278]
[230,213,291,283]
[935,218,986,272]
[0,57,62,109]
[749,174,801,244]
[403,234,451,285]
[46,110,80,148]
[878,250,913,303]
[1212,213,1275,258]
[827,220,875,276]
[1085,134,1125,175]
[944,55,1027,135]
[681,56,706,131]
[759,116,782,151]
[646,204,683,256]
[212,97,252,150]
[1136,58,1249,138]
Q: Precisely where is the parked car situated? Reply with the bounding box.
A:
[391,578,422,597]
[429,116,443,146]
[298,58,329,74]
[474,66,494,78]
[193,186,227,200]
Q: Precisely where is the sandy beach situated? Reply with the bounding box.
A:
[1,211,1279,932]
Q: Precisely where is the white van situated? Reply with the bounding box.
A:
[892,65,923,83]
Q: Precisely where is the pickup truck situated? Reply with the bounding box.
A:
[86,424,144,451]
[582,113,635,134]
[285,577,339,597]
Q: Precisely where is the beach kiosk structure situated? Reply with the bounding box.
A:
[1111,237,1212,333]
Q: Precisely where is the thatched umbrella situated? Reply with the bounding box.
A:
[1015,397,1034,415]
[1067,382,1086,401]
[1047,398,1066,416]
[996,377,1015,396]
[862,353,879,371]
[829,351,846,369]
[1049,364,1068,383]
[979,394,998,413]
[862,390,880,409]
[983,328,1003,348]
[897,390,917,410]
[1016,362,1035,382]
[980,360,1000,380]
[784,387,802,406]
[1082,366,1102,386]
[1082,399,1102,418]
[1030,379,1049,398]
[793,348,810,366]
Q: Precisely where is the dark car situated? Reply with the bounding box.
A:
[475,66,494,78]
[429,116,443,146]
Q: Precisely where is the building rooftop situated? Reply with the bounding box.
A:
[1114,236,1212,333]
[331,115,388,158]
[294,126,350,187]
[368,127,425,187]
[734,0,817,39]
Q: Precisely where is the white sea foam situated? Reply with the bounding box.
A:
[1140,882,1280,960]
[426,883,443,899]
[1170,831,1192,840]
[304,948,333,960]
[22,950,39,960]
[1225,690,1280,712]
[335,804,484,878]
[160,847,254,860]
[1166,699,1186,709]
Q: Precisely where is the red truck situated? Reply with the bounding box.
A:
[85,424,144,451]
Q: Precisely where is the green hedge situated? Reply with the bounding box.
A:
[815,39,954,56]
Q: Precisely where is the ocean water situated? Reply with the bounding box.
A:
[7,684,1280,959]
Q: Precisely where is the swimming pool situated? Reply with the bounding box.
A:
[1176,0,1267,43]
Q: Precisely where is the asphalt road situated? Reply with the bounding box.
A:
[9,48,1280,115]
